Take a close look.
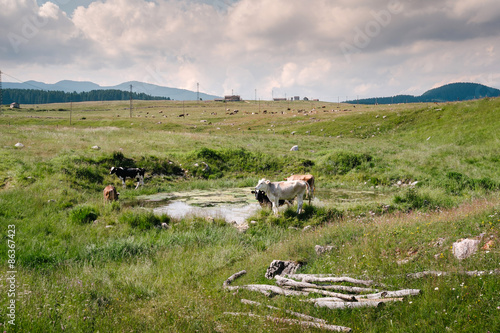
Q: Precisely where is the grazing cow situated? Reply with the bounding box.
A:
[110,167,145,189]
[103,185,119,202]
[251,190,288,208]
[285,174,315,203]
[255,179,310,215]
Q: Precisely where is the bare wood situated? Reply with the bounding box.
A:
[303,297,350,303]
[286,274,374,286]
[355,289,420,300]
[241,299,326,323]
[407,269,500,279]
[315,301,384,309]
[302,288,357,301]
[223,312,352,332]
[319,285,379,294]
[275,275,378,294]
[225,284,309,297]
[223,270,247,287]
[357,297,403,303]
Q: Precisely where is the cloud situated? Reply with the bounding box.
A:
[1,0,499,100]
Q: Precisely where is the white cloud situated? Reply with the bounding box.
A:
[1,0,499,100]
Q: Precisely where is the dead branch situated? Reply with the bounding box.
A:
[406,269,500,279]
[275,275,378,294]
[223,312,352,332]
[315,301,384,309]
[355,289,420,300]
[301,288,357,301]
[241,299,326,323]
[225,284,309,297]
[286,274,375,286]
[223,270,247,287]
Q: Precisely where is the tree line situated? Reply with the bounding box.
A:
[2,89,170,105]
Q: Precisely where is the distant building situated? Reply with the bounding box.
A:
[224,95,241,101]
[293,96,300,101]
[273,98,287,101]
[10,102,19,109]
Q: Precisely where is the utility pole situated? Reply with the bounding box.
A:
[129,84,133,118]
[70,99,72,125]
[197,82,199,102]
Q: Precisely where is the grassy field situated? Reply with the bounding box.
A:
[0,98,499,332]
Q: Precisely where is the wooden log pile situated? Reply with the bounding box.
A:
[222,267,422,332]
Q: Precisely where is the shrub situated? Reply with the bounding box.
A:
[318,151,372,175]
[119,210,169,230]
[393,188,441,211]
[70,205,99,224]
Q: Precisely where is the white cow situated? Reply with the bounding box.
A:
[255,178,310,215]
[285,174,315,203]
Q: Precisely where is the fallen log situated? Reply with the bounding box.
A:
[223,312,352,332]
[275,275,378,294]
[355,289,420,300]
[223,270,247,287]
[241,299,326,323]
[407,269,500,279]
[315,301,384,309]
[286,274,375,286]
[225,284,309,297]
[301,288,357,302]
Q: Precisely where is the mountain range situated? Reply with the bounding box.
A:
[347,82,500,104]
[3,80,222,101]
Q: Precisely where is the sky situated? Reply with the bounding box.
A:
[1,0,499,101]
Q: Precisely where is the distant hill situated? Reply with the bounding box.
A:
[347,83,500,104]
[3,80,222,101]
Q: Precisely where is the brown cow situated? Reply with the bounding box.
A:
[286,174,315,203]
[103,185,119,202]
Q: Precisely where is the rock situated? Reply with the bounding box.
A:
[265,260,302,279]
[452,238,480,260]
[315,245,334,255]
[161,222,169,229]
[15,142,24,148]
[290,145,299,151]
[91,145,100,150]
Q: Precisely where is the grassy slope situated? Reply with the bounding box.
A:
[0,98,499,332]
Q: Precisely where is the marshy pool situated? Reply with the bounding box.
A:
[137,187,387,224]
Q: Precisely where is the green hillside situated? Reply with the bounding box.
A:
[351,82,500,104]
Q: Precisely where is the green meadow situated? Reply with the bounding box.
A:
[0,98,499,332]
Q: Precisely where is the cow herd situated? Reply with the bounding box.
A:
[105,166,315,215]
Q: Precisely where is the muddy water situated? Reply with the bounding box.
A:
[138,187,386,224]
[138,188,260,225]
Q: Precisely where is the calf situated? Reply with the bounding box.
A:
[110,167,145,189]
[285,174,315,204]
[103,185,119,201]
[255,179,310,215]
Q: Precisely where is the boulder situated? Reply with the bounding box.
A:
[265,260,301,279]
[290,145,299,151]
[452,238,480,260]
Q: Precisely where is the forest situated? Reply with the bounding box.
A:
[2,88,169,105]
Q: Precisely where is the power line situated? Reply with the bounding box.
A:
[1,71,46,90]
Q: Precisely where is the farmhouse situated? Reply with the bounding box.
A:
[224,95,241,101]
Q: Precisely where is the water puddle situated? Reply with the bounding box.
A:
[138,187,260,225]
[137,187,387,224]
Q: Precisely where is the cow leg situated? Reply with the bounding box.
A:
[121,177,126,188]
[297,195,304,214]
[272,201,279,215]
